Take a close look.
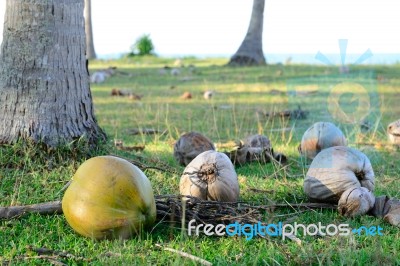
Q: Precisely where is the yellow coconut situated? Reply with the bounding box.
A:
[62,156,156,240]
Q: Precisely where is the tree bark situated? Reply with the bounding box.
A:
[228,0,266,66]
[84,0,96,59]
[0,0,105,147]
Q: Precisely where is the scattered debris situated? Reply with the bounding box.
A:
[111,88,142,100]
[179,76,194,82]
[248,187,275,194]
[388,119,400,144]
[180,92,192,99]
[155,244,212,266]
[27,246,90,262]
[224,135,287,166]
[173,59,183,67]
[171,68,181,76]
[257,106,309,120]
[203,90,214,100]
[295,90,318,96]
[128,93,143,100]
[158,65,171,75]
[90,67,117,83]
[111,88,124,96]
[114,139,145,152]
[269,89,285,95]
[126,128,162,135]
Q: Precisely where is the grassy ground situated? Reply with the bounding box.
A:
[1,56,400,265]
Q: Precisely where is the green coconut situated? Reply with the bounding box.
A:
[62,156,156,240]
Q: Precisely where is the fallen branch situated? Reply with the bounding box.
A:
[0,195,337,224]
[0,201,62,219]
[155,244,212,266]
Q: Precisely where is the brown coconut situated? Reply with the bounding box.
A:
[304,146,375,203]
[387,119,400,145]
[225,134,286,165]
[299,122,347,160]
[174,132,215,166]
[179,150,239,202]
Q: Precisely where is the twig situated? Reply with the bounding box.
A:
[3,255,67,265]
[126,128,164,135]
[27,246,89,261]
[2,246,90,265]
[248,187,275,194]
[155,244,212,266]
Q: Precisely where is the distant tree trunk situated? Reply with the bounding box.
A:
[228,0,266,66]
[84,0,96,59]
[0,0,105,147]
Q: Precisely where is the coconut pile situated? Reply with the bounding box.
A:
[172,125,400,227]
[300,121,400,226]
[173,131,286,203]
[4,120,399,241]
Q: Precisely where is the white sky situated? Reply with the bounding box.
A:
[0,0,399,57]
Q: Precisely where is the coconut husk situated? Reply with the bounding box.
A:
[299,122,347,160]
[173,132,215,166]
[369,195,400,226]
[224,135,286,166]
[387,119,400,145]
[179,151,239,202]
[338,187,375,217]
[304,146,375,203]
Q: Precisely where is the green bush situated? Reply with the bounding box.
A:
[130,34,154,56]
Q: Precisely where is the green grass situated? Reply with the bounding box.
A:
[1,55,400,265]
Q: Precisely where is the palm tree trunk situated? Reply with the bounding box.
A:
[0,0,105,147]
[84,0,96,59]
[228,0,266,66]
